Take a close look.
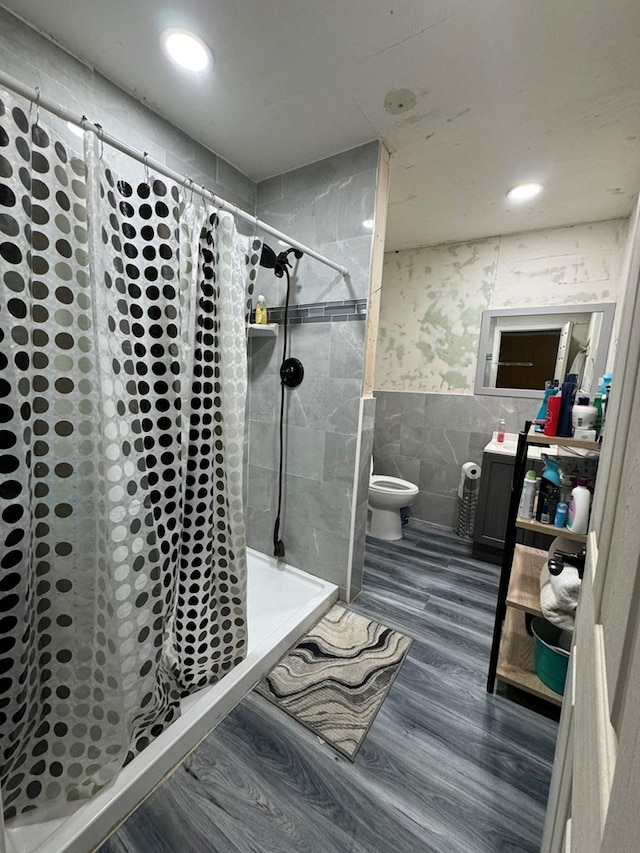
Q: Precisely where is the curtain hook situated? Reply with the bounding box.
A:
[188,177,194,206]
[29,86,41,128]
[94,123,104,159]
[34,86,41,128]
[143,151,150,187]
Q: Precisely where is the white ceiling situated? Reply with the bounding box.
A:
[4,0,640,250]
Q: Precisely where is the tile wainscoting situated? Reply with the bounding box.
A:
[372,390,542,529]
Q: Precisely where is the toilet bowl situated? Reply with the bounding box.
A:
[368,461,419,541]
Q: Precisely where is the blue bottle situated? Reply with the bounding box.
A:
[554,502,568,528]
[556,373,578,437]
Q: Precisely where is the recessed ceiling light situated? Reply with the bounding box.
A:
[362,219,374,229]
[161,28,213,72]
[507,183,543,202]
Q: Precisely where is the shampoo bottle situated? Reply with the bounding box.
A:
[566,477,591,534]
[255,295,267,325]
[556,373,578,437]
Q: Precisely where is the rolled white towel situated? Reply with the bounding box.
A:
[539,563,576,633]
[550,564,581,612]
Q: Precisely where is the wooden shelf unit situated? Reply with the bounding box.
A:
[516,517,588,543]
[487,420,599,707]
[497,608,563,706]
[526,427,600,452]
[506,544,546,616]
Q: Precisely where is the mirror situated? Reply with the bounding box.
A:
[474,303,616,398]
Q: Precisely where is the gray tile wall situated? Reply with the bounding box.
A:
[372,390,541,529]
[246,142,380,597]
[0,7,255,215]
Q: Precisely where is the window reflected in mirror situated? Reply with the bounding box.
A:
[475,303,616,399]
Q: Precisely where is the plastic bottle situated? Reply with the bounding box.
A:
[255,295,268,325]
[554,502,568,528]
[572,396,597,429]
[497,418,506,443]
[566,477,591,534]
[593,394,603,436]
[556,373,578,437]
[535,455,562,522]
[539,485,559,524]
[535,381,559,433]
[518,470,538,520]
[544,395,562,436]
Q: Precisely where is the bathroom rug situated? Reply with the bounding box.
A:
[255,604,412,760]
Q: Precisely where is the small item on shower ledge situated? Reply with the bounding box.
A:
[255,294,267,325]
[496,418,505,443]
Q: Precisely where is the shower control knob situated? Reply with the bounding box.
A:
[280,357,304,388]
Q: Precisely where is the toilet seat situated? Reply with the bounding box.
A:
[370,475,418,495]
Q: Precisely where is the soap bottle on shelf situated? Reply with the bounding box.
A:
[255,294,268,325]
[554,502,568,528]
[518,470,537,520]
[566,477,591,534]
[496,418,506,443]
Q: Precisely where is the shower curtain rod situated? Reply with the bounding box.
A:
[0,70,350,278]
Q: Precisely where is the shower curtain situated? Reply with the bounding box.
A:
[0,90,257,820]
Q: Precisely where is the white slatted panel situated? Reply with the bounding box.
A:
[571,562,613,853]
[592,198,640,614]
[540,671,574,853]
[597,368,640,725]
[600,571,640,852]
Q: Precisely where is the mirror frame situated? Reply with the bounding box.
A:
[474,302,616,399]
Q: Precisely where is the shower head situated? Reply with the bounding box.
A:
[260,243,278,270]
[259,243,303,278]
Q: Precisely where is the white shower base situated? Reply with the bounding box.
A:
[3,549,338,853]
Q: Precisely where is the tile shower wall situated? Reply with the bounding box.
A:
[246,142,380,597]
[373,219,628,528]
[0,7,254,214]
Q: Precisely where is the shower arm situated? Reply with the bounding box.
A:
[0,69,350,279]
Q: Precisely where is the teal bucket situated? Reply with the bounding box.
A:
[531,617,572,695]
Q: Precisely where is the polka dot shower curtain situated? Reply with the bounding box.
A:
[0,90,255,820]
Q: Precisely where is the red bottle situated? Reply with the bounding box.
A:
[544,395,561,436]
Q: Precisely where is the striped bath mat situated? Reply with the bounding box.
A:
[255,604,412,760]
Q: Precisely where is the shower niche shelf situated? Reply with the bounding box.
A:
[247,323,278,338]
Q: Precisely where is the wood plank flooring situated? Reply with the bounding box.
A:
[99,521,558,853]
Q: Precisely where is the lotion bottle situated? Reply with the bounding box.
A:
[566,477,591,534]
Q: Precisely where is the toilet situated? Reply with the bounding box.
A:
[368,459,419,541]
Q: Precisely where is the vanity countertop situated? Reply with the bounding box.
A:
[483,432,545,459]
[483,431,597,460]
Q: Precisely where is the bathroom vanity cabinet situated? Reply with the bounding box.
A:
[472,452,515,560]
[472,447,547,562]
[486,425,600,706]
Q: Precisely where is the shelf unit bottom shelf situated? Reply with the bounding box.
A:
[497,608,563,706]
